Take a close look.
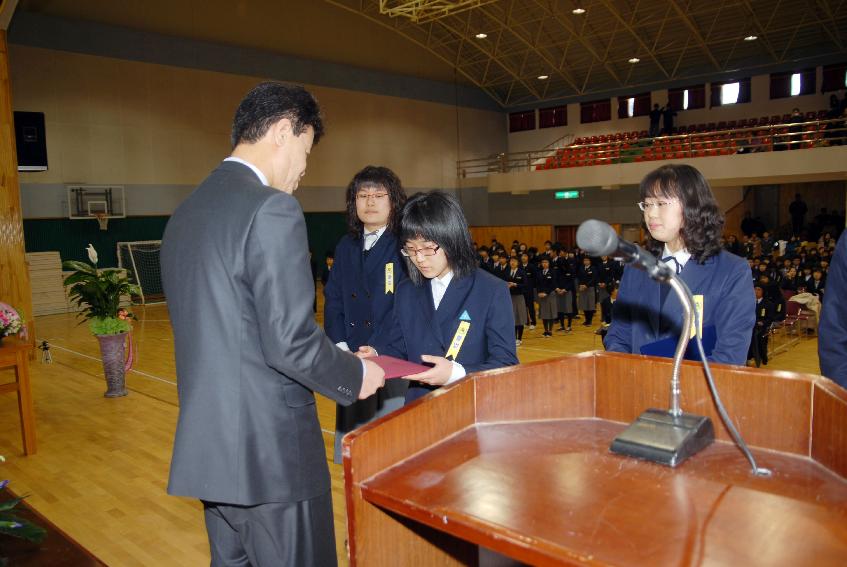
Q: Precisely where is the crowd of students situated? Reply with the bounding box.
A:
[720,229,838,365]
[475,240,624,344]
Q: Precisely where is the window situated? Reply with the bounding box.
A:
[539,105,567,128]
[616,93,650,119]
[822,62,847,93]
[770,69,815,99]
[722,82,740,105]
[668,84,705,111]
[509,110,536,133]
[580,99,611,123]
[710,78,751,107]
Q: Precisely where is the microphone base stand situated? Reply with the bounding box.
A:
[609,270,715,467]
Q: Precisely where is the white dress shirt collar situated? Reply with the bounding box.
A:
[430,270,454,309]
[662,245,692,269]
[363,225,387,251]
[224,157,269,187]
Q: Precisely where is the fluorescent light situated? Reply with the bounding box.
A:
[475,32,487,39]
[628,57,640,63]
[538,75,549,80]
[744,34,758,41]
[572,8,586,14]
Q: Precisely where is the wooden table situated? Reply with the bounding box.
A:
[0,336,36,455]
[345,352,847,566]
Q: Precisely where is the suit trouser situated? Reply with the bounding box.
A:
[202,491,336,567]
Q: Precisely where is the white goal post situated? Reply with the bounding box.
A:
[116,240,164,305]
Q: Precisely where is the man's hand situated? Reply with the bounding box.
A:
[405,355,453,386]
[358,359,385,399]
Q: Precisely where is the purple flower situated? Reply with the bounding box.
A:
[0,479,8,490]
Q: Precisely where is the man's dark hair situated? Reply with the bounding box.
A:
[231,82,325,148]
[344,165,407,237]
[400,191,477,286]
[639,164,724,263]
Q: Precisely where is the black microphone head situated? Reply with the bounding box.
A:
[576,219,619,257]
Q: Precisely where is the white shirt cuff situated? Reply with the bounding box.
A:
[444,361,466,385]
[336,341,350,352]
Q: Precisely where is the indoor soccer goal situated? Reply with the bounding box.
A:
[116,240,164,305]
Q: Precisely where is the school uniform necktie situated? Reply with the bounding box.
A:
[363,231,379,256]
[662,256,682,275]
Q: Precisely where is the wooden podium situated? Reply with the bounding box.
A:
[343,352,847,566]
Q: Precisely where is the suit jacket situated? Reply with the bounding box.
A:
[819,234,847,388]
[323,232,406,351]
[372,269,518,401]
[161,161,362,506]
[604,250,755,366]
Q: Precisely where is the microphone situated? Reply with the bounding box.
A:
[576,219,673,282]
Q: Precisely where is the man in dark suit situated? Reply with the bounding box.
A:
[161,82,385,567]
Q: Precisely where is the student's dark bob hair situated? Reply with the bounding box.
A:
[345,165,407,237]
[640,164,724,262]
[399,191,477,286]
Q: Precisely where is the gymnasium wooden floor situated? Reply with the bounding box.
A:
[0,290,823,566]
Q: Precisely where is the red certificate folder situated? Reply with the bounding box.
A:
[370,355,431,379]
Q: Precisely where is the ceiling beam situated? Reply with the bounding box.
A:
[528,0,623,89]
[597,0,670,78]
[739,0,780,62]
[667,0,721,71]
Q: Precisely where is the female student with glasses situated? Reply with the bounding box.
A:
[604,164,755,365]
[323,165,407,462]
[360,191,518,403]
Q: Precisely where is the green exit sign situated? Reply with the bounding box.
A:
[555,190,580,200]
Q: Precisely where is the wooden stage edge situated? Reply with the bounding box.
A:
[344,351,847,567]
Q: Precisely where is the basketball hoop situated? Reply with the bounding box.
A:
[95,213,109,231]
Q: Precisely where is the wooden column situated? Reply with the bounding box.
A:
[0,29,34,336]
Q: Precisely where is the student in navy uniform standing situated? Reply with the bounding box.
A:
[506,256,528,345]
[520,252,537,329]
[362,191,518,403]
[555,257,576,332]
[576,256,597,326]
[536,257,558,337]
[605,164,755,365]
[323,165,408,463]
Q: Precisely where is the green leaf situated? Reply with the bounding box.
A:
[0,497,23,512]
[62,260,96,274]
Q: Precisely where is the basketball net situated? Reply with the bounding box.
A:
[95,213,109,231]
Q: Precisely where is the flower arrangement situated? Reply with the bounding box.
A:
[62,244,141,336]
[0,480,46,549]
[0,303,24,340]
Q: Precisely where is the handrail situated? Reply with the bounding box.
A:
[456,118,847,178]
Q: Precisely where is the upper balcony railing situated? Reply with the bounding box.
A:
[456,117,847,179]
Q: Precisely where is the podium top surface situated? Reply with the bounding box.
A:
[362,418,847,567]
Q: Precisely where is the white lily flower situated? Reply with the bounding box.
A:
[86,243,99,265]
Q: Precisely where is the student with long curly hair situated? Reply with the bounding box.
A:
[323,165,408,462]
[604,164,755,365]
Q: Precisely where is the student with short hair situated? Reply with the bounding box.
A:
[362,191,518,403]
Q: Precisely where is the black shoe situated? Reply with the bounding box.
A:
[582,322,591,326]
[557,327,566,331]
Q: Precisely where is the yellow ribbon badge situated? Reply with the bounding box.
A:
[385,263,394,294]
[690,295,704,339]
[445,320,471,360]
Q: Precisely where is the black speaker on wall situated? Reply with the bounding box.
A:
[14,111,48,172]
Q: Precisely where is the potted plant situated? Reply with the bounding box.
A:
[0,303,25,346]
[63,244,141,397]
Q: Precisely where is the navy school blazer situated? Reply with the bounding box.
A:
[604,250,755,366]
[371,268,519,402]
[323,231,406,351]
